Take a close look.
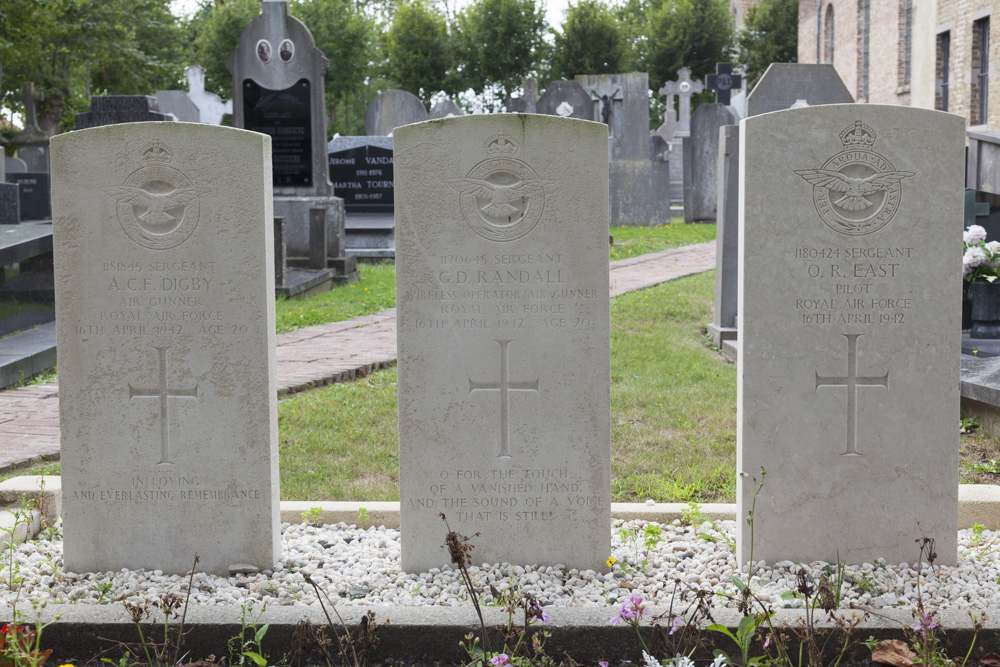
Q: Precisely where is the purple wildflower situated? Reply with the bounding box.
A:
[669,617,682,635]
[489,654,509,666]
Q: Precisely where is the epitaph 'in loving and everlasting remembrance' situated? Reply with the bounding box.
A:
[395,115,610,572]
[738,105,964,566]
[51,123,280,576]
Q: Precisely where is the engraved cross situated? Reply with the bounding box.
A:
[705,63,743,106]
[129,346,198,465]
[658,67,703,138]
[469,340,539,458]
[815,333,889,456]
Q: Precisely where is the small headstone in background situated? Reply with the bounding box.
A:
[745,64,853,117]
[576,73,650,162]
[74,96,170,130]
[396,115,611,571]
[506,78,539,113]
[154,89,200,122]
[51,122,280,576]
[738,105,963,566]
[660,68,703,139]
[658,68,703,203]
[10,83,51,173]
[535,80,593,120]
[682,103,737,222]
[157,66,232,125]
[365,90,428,136]
[429,99,465,119]
[5,173,51,221]
[4,158,27,174]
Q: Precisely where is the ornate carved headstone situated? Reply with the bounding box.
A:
[738,105,963,565]
[395,115,611,571]
[227,0,355,279]
[576,73,650,162]
[51,122,280,575]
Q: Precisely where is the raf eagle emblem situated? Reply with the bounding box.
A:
[793,169,915,212]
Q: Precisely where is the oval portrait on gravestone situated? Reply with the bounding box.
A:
[102,144,209,250]
[256,39,272,63]
[279,39,295,63]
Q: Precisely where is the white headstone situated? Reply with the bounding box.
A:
[737,104,964,566]
[51,122,280,576]
[395,115,611,572]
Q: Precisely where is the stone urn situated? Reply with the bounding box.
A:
[971,280,1000,338]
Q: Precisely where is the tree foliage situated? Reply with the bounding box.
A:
[1,0,186,135]
[551,0,630,80]
[384,0,453,104]
[737,0,798,88]
[453,0,548,110]
[640,0,734,92]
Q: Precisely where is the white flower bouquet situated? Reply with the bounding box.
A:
[964,224,1000,285]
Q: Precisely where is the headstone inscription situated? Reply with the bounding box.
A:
[682,103,737,222]
[395,114,611,571]
[705,63,742,106]
[328,136,394,214]
[535,80,593,120]
[74,96,171,130]
[738,105,963,566]
[365,90,429,136]
[227,0,355,280]
[745,64,853,117]
[51,122,280,576]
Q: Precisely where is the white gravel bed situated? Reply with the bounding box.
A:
[2,518,998,614]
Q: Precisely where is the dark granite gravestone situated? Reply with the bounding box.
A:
[243,79,313,187]
[74,95,170,129]
[682,103,737,222]
[745,64,853,117]
[327,136,395,258]
[535,80,593,120]
[364,90,428,135]
[227,0,356,281]
[5,173,50,220]
[706,63,742,106]
[0,184,19,225]
[328,136,394,214]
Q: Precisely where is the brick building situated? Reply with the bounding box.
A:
[797,0,937,113]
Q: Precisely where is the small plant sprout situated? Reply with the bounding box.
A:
[357,507,369,529]
[301,507,322,525]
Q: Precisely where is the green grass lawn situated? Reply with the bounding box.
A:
[609,221,715,262]
[277,270,736,504]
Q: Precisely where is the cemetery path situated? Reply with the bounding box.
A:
[0,241,716,472]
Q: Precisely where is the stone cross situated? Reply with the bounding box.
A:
[589,85,621,124]
[469,339,538,458]
[128,346,199,465]
[659,68,703,138]
[814,334,889,456]
[19,83,43,132]
[705,63,742,106]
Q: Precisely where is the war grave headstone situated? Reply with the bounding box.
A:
[707,124,739,351]
[682,103,737,222]
[74,95,171,129]
[658,68,703,203]
[365,90,429,136]
[745,64,853,117]
[328,135,395,259]
[429,99,465,120]
[51,122,281,575]
[535,80,593,120]
[227,0,355,284]
[395,114,611,571]
[738,105,963,566]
